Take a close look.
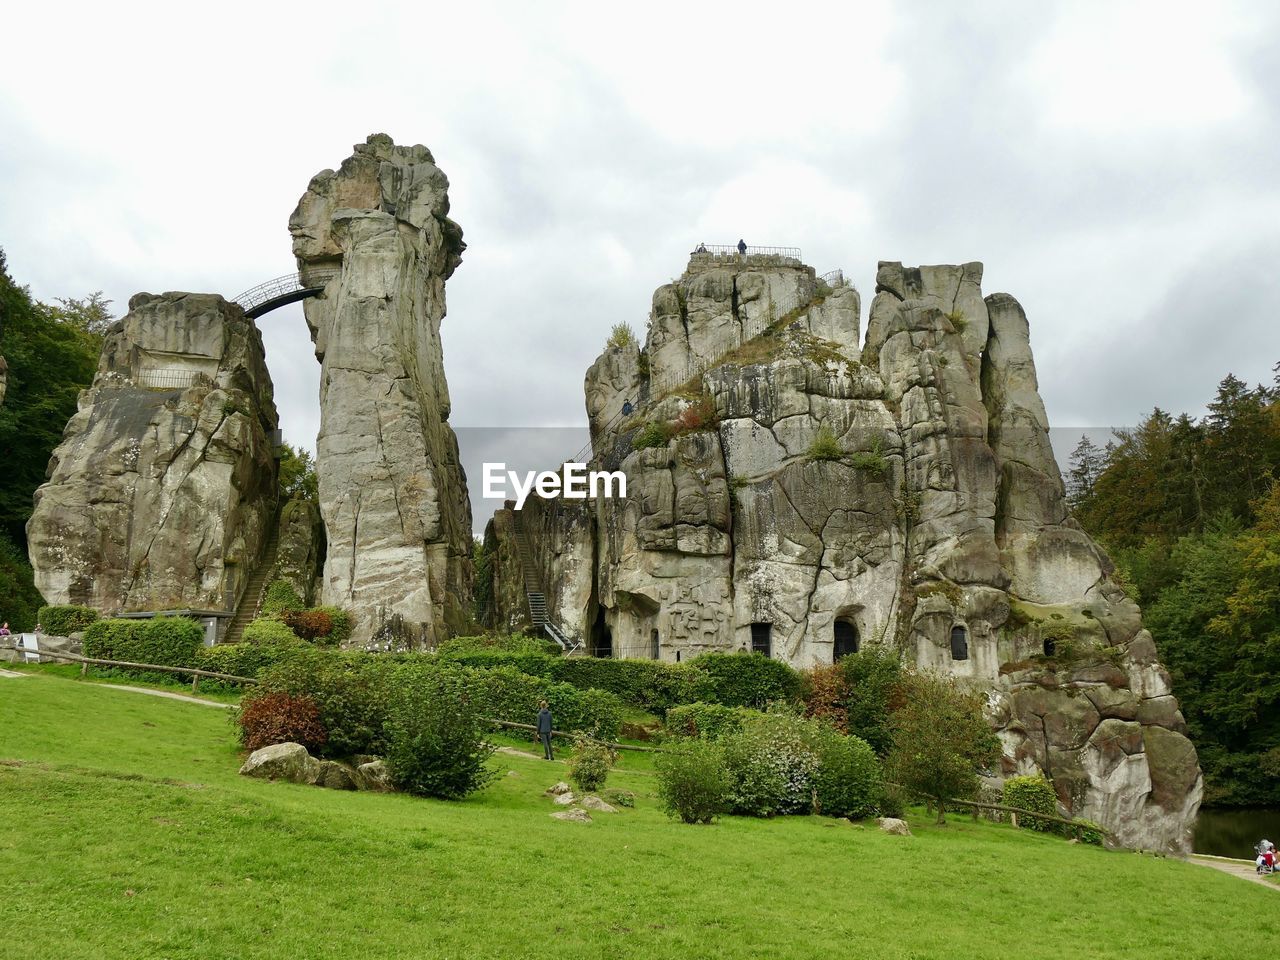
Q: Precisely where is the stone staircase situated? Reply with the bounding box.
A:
[222,516,281,644]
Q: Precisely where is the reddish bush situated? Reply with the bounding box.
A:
[673,396,717,434]
[281,609,334,642]
[802,663,850,733]
[237,691,328,752]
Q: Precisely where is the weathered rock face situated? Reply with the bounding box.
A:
[27,293,278,614]
[490,254,1200,851]
[290,134,472,649]
[274,497,325,606]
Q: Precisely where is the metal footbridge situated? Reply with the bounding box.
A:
[233,269,339,319]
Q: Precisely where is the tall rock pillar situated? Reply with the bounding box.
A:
[290,134,472,648]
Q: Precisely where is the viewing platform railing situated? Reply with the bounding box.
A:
[691,243,802,259]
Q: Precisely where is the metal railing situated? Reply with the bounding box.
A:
[232,269,339,316]
[137,368,203,390]
[691,244,802,260]
[818,269,847,288]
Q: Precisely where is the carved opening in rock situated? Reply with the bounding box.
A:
[950,625,969,661]
[651,629,660,660]
[1043,638,1056,657]
[834,619,859,661]
[675,650,682,663]
[751,622,772,658]
[592,608,613,659]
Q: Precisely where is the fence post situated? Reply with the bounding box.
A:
[1010,811,1019,830]
[80,661,88,678]
[191,674,200,694]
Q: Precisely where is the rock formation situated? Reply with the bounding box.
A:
[274,497,325,605]
[290,134,472,648]
[486,252,1201,852]
[27,292,278,614]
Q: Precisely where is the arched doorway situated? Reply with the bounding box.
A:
[834,619,859,660]
[950,624,969,661]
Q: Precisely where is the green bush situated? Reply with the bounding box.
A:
[688,652,801,709]
[567,736,614,793]
[655,738,731,824]
[37,604,98,636]
[665,702,755,740]
[199,642,300,680]
[260,579,304,616]
[811,730,881,819]
[1002,775,1060,833]
[385,677,498,800]
[806,425,843,461]
[82,616,203,669]
[876,782,907,819]
[838,648,904,755]
[243,618,301,646]
[1071,818,1107,846]
[312,606,352,645]
[0,533,43,632]
[720,711,820,817]
[633,422,673,450]
[253,650,624,759]
[437,634,559,657]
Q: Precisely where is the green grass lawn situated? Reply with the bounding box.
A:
[0,672,1269,959]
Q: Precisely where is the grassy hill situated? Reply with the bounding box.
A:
[0,671,1270,959]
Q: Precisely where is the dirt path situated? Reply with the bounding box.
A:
[1190,854,1278,889]
[0,668,27,678]
[89,682,234,709]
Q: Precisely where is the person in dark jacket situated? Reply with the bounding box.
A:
[536,700,554,760]
[737,238,747,255]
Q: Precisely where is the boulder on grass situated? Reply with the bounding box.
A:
[553,792,577,806]
[316,760,361,791]
[239,743,321,784]
[551,808,592,822]
[580,795,619,813]
[357,759,394,792]
[877,817,912,836]
[545,781,572,796]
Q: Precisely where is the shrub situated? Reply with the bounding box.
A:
[850,437,887,473]
[37,604,99,636]
[688,652,802,709]
[281,609,335,643]
[243,618,302,646]
[260,579,304,616]
[83,616,203,669]
[876,782,907,819]
[237,691,328,752]
[806,426,843,461]
[886,671,1001,824]
[665,702,754,740]
[811,730,881,819]
[385,678,497,800]
[312,606,352,645]
[838,648,904,756]
[655,738,731,824]
[437,634,559,657]
[199,642,298,680]
[1002,775,1060,833]
[672,395,717,434]
[633,422,673,450]
[720,711,820,817]
[802,663,849,733]
[607,322,637,349]
[567,736,614,793]
[604,788,636,808]
[1071,818,1107,846]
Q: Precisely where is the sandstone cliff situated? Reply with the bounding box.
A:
[290,134,472,648]
[27,292,278,614]
[487,253,1201,852]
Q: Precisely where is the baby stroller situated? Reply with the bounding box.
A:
[1256,841,1276,875]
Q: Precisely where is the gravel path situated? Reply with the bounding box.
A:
[89,682,235,709]
[1190,854,1279,889]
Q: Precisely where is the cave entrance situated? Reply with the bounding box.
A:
[950,625,969,661]
[592,608,613,658]
[834,619,859,660]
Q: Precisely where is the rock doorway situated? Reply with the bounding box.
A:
[834,619,859,660]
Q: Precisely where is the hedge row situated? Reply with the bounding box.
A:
[248,649,623,758]
[37,604,99,636]
[82,617,204,668]
[436,649,801,713]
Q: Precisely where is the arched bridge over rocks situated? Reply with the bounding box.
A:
[233,269,338,320]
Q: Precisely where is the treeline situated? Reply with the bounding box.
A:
[1067,365,1280,807]
[0,250,110,629]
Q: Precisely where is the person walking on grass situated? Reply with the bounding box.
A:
[537,700,554,760]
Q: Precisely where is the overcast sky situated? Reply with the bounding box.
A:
[3,1,1278,513]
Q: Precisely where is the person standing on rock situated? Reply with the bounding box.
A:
[536,700,554,760]
[737,238,747,256]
